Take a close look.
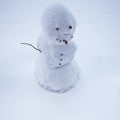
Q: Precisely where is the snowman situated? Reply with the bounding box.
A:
[35,3,80,93]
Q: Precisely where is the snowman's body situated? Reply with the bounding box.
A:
[35,4,80,93]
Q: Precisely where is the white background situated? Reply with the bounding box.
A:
[0,0,120,120]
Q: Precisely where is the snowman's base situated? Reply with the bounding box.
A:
[34,55,80,93]
[37,80,75,93]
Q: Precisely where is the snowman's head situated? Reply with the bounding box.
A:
[41,3,77,45]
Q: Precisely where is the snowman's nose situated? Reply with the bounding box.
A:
[64,33,71,36]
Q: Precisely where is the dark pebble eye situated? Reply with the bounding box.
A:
[56,27,59,30]
[69,25,72,29]
[60,53,63,56]
[56,38,59,40]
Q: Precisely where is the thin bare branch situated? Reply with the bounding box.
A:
[20,42,42,53]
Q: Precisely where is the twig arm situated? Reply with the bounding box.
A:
[20,42,42,53]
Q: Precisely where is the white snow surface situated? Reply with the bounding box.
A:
[0,0,120,120]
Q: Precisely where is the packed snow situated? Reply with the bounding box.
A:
[0,0,120,120]
[35,3,80,92]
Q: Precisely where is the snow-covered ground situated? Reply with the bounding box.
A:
[0,0,120,120]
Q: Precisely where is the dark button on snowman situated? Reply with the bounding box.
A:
[35,3,80,93]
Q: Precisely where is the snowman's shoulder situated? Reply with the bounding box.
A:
[37,34,48,49]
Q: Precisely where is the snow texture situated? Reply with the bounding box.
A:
[0,0,120,120]
[35,3,80,92]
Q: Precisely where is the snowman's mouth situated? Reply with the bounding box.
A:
[63,40,68,44]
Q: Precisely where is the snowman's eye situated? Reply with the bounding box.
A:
[69,25,72,29]
[56,27,59,31]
